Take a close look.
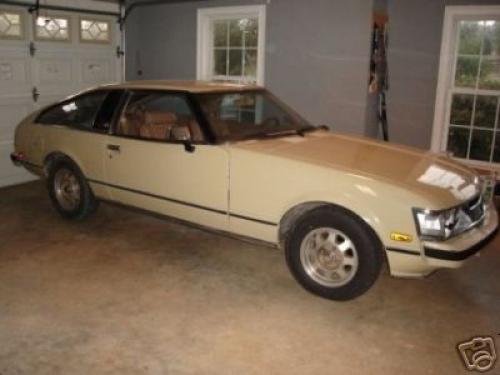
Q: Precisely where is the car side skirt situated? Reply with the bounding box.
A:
[87,178,279,228]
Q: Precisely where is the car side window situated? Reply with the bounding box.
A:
[116,91,204,142]
[37,91,108,129]
[94,90,124,132]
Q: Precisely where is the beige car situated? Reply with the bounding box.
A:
[11,81,499,300]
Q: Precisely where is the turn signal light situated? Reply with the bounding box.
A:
[390,232,413,243]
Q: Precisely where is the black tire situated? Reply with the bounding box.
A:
[47,158,98,220]
[285,206,383,301]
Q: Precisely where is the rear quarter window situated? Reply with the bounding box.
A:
[36,91,108,129]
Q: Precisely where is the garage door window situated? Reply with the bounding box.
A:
[35,15,70,41]
[197,6,266,85]
[0,10,23,39]
[80,18,111,44]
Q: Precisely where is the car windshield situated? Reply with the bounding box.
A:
[195,90,314,142]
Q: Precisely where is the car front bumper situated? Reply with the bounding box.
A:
[387,203,499,278]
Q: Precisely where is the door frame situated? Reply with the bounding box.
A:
[431,5,500,171]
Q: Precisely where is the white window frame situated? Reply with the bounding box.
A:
[197,5,266,85]
[432,5,500,171]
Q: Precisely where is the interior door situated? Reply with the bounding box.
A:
[103,91,230,231]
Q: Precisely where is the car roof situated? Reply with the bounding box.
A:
[97,80,263,93]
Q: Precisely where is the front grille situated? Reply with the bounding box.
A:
[463,195,485,223]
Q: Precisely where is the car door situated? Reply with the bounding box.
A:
[34,90,122,200]
[102,90,230,231]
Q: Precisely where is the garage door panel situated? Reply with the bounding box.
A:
[0,101,31,142]
[0,143,36,186]
[0,54,31,96]
[81,58,111,85]
[0,7,121,188]
[36,94,67,110]
[37,58,73,83]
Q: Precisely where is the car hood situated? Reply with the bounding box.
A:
[231,130,480,208]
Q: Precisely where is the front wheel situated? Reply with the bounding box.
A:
[285,206,384,301]
[47,159,98,220]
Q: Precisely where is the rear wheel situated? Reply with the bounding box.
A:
[47,159,98,220]
[285,206,383,301]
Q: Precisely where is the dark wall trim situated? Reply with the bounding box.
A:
[88,178,278,227]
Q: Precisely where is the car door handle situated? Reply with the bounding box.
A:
[107,144,121,152]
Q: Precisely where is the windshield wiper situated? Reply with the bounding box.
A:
[245,125,327,141]
[296,126,321,137]
[264,129,303,138]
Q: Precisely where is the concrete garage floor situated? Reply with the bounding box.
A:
[0,181,499,375]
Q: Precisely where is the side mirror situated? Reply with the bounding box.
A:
[171,125,192,142]
[171,125,195,153]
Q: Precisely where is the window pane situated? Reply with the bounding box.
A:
[450,94,474,126]
[244,18,258,47]
[479,58,500,90]
[458,21,483,55]
[80,19,111,43]
[0,11,22,38]
[214,50,227,76]
[208,15,260,83]
[197,91,312,142]
[214,21,227,47]
[36,16,70,41]
[494,132,500,162]
[229,49,243,76]
[37,91,107,129]
[6,13,20,24]
[118,92,203,142]
[455,56,480,88]
[483,21,500,56]
[469,129,493,161]
[94,91,123,131]
[244,49,257,78]
[229,19,243,47]
[447,126,470,158]
[474,95,497,128]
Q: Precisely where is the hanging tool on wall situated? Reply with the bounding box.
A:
[369,12,389,142]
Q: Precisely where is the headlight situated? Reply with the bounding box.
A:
[413,195,486,241]
[413,208,458,240]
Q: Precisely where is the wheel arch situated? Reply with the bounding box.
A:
[278,200,387,261]
[43,152,83,178]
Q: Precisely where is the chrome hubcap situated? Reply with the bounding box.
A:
[300,227,359,287]
[54,168,81,211]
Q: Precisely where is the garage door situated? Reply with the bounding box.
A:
[0,4,122,187]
